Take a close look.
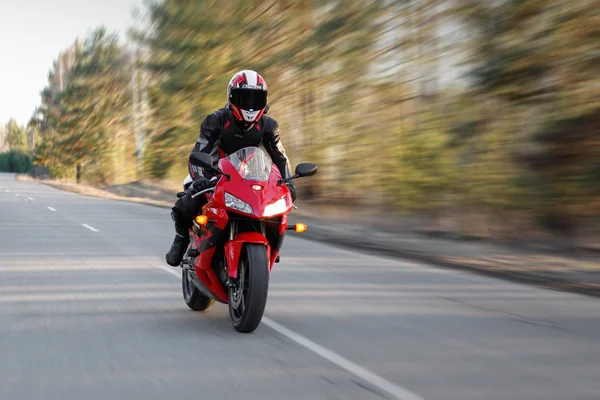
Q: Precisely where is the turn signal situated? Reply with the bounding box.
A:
[194,215,208,225]
[294,223,307,233]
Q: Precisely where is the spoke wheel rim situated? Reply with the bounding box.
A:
[230,258,247,322]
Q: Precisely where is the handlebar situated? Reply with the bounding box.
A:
[189,175,220,198]
[191,186,216,199]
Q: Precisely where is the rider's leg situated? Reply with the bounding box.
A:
[165,191,203,266]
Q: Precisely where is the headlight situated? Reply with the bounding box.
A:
[263,196,289,217]
[225,192,254,215]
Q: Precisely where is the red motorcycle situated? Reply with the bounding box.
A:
[181,146,317,333]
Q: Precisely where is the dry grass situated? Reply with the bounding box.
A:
[16,175,172,208]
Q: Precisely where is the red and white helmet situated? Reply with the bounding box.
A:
[227,70,268,126]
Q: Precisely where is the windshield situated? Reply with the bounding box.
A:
[225,147,272,182]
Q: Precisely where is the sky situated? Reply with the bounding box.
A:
[0,0,144,126]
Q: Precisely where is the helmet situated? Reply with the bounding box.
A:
[227,70,268,127]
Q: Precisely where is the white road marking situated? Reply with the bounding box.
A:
[82,224,99,232]
[158,265,181,278]
[157,265,425,400]
[27,197,34,201]
[47,207,56,212]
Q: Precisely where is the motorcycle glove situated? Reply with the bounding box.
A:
[192,177,213,192]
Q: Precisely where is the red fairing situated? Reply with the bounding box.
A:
[194,248,227,303]
[225,232,270,279]
[279,214,288,235]
[193,206,227,272]
[214,156,291,217]
[192,204,229,303]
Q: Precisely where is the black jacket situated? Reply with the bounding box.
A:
[188,106,292,181]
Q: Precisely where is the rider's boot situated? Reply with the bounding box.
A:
[166,234,190,267]
[165,208,191,267]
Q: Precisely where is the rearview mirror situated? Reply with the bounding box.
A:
[189,152,213,169]
[295,163,318,178]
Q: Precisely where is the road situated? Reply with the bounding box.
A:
[1,173,600,400]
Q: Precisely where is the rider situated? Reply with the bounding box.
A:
[165,70,297,267]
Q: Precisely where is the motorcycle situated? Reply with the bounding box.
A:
[181,146,317,333]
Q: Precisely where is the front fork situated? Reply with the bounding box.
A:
[224,222,271,282]
[224,221,236,286]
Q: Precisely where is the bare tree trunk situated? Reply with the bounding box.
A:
[410,0,425,133]
[76,164,82,183]
[131,50,143,178]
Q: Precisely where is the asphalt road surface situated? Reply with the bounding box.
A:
[1,173,600,400]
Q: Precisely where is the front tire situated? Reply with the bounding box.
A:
[182,267,214,312]
[228,244,269,333]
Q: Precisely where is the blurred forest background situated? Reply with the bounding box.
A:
[1,0,598,243]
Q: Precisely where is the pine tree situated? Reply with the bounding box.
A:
[37,28,132,183]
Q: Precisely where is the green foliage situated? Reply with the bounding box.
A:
[389,128,451,211]
[0,151,33,173]
[5,119,28,152]
[143,127,179,179]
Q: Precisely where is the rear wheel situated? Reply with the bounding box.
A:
[228,244,269,333]
[182,265,214,312]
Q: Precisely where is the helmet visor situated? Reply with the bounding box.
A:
[230,88,267,111]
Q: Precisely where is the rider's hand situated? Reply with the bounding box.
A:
[286,182,297,202]
[192,177,212,192]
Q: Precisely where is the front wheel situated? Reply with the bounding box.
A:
[228,244,269,333]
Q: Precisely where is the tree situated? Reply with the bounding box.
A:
[455,0,600,234]
[36,27,132,183]
[5,119,28,152]
[131,0,253,178]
